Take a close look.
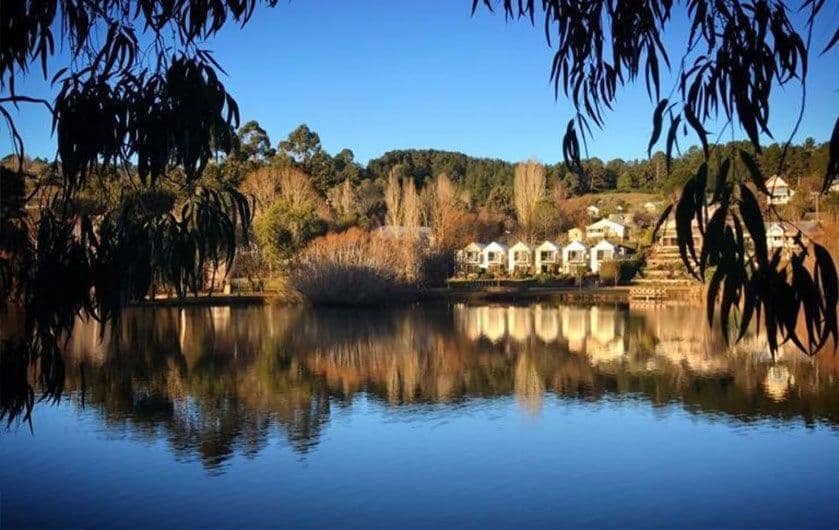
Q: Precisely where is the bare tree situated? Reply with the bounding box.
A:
[384,168,402,226]
[513,160,546,241]
[327,178,358,219]
[241,165,319,216]
[401,177,421,228]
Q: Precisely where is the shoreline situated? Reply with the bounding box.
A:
[129,283,703,307]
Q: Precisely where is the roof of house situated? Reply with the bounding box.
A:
[484,241,508,252]
[463,242,486,251]
[766,175,790,189]
[564,240,588,251]
[509,240,533,251]
[536,240,561,250]
[766,221,818,237]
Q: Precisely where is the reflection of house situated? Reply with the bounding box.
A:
[586,217,627,240]
[764,365,795,402]
[456,242,485,271]
[479,306,508,342]
[534,241,561,274]
[481,242,508,273]
[561,306,589,352]
[589,239,636,274]
[585,308,626,364]
[507,306,533,342]
[508,241,533,275]
[533,305,560,342]
[562,240,589,274]
[766,175,794,206]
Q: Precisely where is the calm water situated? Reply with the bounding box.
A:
[3,302,839,529]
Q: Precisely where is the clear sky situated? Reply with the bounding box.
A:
[3,0,838,165]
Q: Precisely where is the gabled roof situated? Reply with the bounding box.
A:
[509,240,533,251]
[535,240,561,251]
[564,240,588,251]
[766,175,790,189]
[592,239,616,250]
[463,242,486,251]
[484,241,508,252]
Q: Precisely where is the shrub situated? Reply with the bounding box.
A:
[599,259,640,285]
[289,228,425,304]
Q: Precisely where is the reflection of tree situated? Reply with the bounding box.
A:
[43,301,839,471]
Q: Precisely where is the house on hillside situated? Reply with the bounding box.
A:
[586,217,628,241]
[456,242,485,272]
[534,241,561,274]
[481,242,508,273]
[567,227,584,242]
[562,240,589,274]
[586,204,601,217]
[643,201,661,213]
[508,241,533,275]
[766,221,818,253]
[589,239,636,274]
[766,175,795,206]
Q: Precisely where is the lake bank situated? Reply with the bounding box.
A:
[129,282,704,307]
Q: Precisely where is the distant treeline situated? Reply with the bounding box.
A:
[366,139,831,202]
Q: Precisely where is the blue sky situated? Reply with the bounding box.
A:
[3,0,838,164]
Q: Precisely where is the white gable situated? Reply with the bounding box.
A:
[485,241,507,252]
[509,241,533,252]
[766,175,789,189]
[564,240,587,252]
[536,240,560,252]
[463,242,486,252]
[592,239,616,251]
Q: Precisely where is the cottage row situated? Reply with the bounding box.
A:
[456,239,636,275]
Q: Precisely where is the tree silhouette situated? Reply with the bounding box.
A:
[475,0,838,355]
[1,0,279,424]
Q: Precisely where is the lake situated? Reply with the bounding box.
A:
[2,302,839,529]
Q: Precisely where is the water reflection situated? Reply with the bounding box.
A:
[55,303,839,469]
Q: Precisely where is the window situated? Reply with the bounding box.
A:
[487,252,497,262]
[540,251,553,262]
[515,251,529,262]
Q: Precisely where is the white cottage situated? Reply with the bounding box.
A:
[534,241,561,274]
[589,239,636,273]
[562,240,589,274]
[457,242,485,272]
[766,221,815,252]
[766,175,795,206]
[508,241,533,275]
[586,204,601,217]
[481,241,508,273]
[586,217,627,241]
